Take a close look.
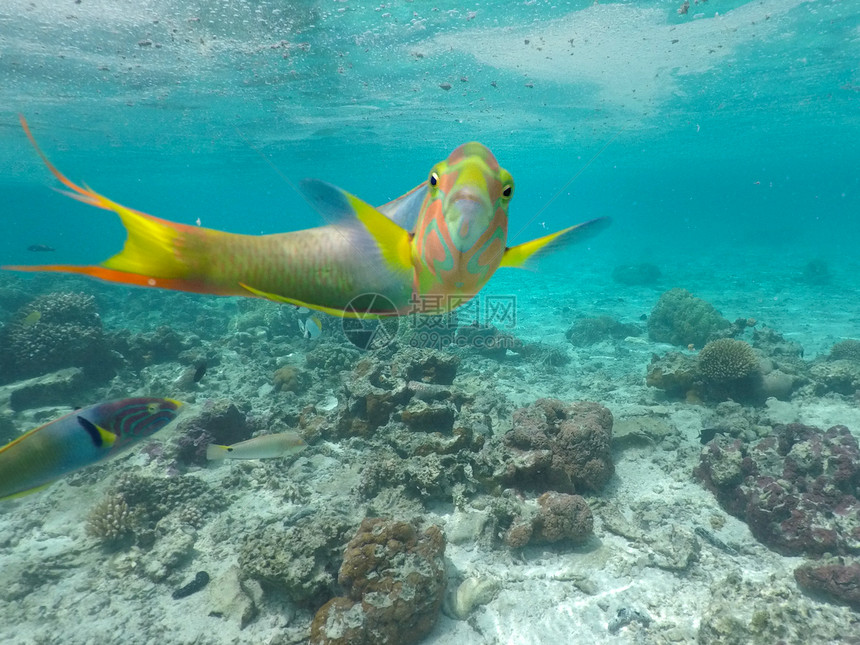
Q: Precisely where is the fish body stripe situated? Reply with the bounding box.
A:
[412,144,512,310]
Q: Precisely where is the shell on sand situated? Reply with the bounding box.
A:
[445,577,501,620]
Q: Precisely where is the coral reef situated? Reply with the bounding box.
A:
[239,513,355,607]
[697,338,759,382]
[108,472,224,546]
[504,492,593,548]
[5,367,88,411]
[794,557,860,611]
[696,338,762,402]
[611,263,661,286]
[107,324,192,370]
[649,326,806,403]
[305,341,362,373]
[565,316,640,346]
[647,288,731,348]
[695,424,860,557]
[319,347,460,438]
[173,400,253,466]
[810,359,860,396]
[310,518,446,645]
[0,291,114,383]
[357,436,482,505]
[698,571,853,644]
[273,365,309,393]
[645,351,698,399]
[86,494,137,545]
[698,401,769,443]
[829,339,860,362]
[399,399,456,433]
[489,399,614,494]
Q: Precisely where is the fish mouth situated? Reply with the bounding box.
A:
[448,192,493,253]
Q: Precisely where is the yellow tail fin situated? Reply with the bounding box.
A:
[4,117,211,292]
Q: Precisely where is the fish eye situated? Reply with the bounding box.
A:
[147,402,158,414]
[429,172,439,187]
[502,184,513,198]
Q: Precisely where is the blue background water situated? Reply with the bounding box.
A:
[1,0,858,315]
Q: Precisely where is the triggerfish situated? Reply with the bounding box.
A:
[0,397,182,501]
[4,117,610,317]
[206,431,307,461]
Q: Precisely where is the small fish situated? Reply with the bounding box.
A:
[206,431,306,461]
[27,244,55,252]
[21,311,42,327]
[0,398,183,501]
[298,314,322,339]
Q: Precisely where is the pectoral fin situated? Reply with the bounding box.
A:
[77,417,117,449]
[501,217,611,269]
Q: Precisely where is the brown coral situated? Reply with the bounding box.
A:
[532,492,593,544]
[500,399,614,494]
[0,291,113,383]
[794,557,860,611]
[310,518,446,645]
[273,365,307,393]
[828,339,860,362]
[504,493,593,547]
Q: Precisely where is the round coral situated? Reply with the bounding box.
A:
[647,288,731,347]
[828,339,860,362]
[698,338,759,383]
[533,492,593,544]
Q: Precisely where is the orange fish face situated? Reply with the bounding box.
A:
[412,142,514,313]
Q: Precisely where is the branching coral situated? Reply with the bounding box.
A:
[0,291,113,382]
[86,494,137,545]
[828,339,860,362]
[697,339,759,382]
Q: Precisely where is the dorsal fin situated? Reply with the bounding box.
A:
[300,179,413,276]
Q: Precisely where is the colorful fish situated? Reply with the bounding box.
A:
[4,117,610,317]
[0,397,182,501]
[298,312,323,339]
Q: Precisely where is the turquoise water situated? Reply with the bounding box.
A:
[2,1,860,644]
